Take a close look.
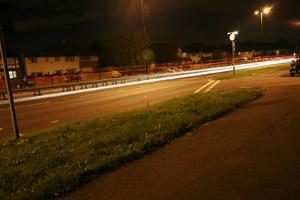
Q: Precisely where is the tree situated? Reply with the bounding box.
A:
[142,49,155,64]
[151,43,179,63]
[183,43,212,54]
[94,32,152,67]
[276,38,290,49]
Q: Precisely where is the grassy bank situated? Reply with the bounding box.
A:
[215,63,290,80]
[0,89,262,200]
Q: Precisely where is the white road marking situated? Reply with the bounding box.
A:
[80,93,101,98]
[0,58,293,106]
[0,101,51,112]
[204,80,221,93]
[49,120,59,124]
[194,80,216,94]
[16,101,51,109]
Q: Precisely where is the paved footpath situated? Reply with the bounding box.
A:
[65,73,300,200]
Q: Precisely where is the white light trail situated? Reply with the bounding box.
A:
[0,58,293,105]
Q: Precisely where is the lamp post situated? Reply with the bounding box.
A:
[228,31,238,75]
[140,0,146,35]
[140,0,149,74]
[0,27,19,139]
[254,7,271,50]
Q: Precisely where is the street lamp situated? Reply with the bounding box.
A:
[254,7,272,49]
[227,31,238,75]
[140,0,146,35]
[140,0,150,74]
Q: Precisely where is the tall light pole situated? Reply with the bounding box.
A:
[140,0,146,35]
[140,0,149,74]
[227,31,238,75]
[254,7,271,50]
[0,27,19,139]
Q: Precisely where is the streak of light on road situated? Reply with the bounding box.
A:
[0,58,293,105]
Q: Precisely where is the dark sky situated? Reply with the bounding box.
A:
[1,0,300,52]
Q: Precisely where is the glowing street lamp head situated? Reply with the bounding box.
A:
[263,7,271,14]
[228,31,238,41]
[229,34,235,41]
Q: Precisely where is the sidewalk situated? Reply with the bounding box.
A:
[64,76,300,199]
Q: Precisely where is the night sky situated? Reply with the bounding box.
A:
[1,0,300,52]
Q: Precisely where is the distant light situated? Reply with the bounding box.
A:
[228,31,238,41]
[263,7,271,14]
[255,10,259,15]
[291,21,300,27]
[229,34,235,41]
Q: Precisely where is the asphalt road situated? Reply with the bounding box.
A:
[63,68,300,199]
[0,75,213,137]
[0,65,294,138]
[0,62,291,138]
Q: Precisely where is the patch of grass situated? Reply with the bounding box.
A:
[0,89,262,200]
[215,64,290,80]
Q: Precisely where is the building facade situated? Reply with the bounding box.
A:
[25,55,99,76]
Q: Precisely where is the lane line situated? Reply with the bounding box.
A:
[193,80,216,94]
[49,120,59,124]
[204,80,221,93]
[0,101,51,112]
[16,101,51,109]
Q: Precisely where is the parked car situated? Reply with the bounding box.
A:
[290,62,300,77]
[167,67,182,73]
[112,71,122,78]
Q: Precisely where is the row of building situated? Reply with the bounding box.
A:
[1,48,289,80]
[0,54,99,79]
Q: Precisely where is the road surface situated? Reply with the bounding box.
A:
[0,63,294,138]
[63,67,300,199]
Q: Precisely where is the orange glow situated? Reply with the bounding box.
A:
[263,7,271,14]
[291,21,300,27]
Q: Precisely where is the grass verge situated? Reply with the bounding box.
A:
[0,89,262,200]
[215,63,290,80]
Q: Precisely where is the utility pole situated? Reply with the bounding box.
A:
[140,0,149,75]
[260,12,264,45]
[232,40,236,75]
[0,26,19,139]
[228,31,238,75]
[255,7,271,53]
[140,0,146,35]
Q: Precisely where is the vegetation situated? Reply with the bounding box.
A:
[151,43,180,63]
[0,89,262,200]
[90,32,154,67]
[215,63,290,80]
